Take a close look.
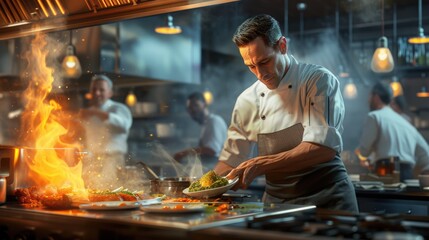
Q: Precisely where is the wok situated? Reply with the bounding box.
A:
[136,162,196,198]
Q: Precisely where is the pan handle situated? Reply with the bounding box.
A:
[136,162,160,181]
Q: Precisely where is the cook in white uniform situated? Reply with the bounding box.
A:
[214,14,358,212]
[357,82,429,180]
[174,92,227,170]
[80,74,133,189]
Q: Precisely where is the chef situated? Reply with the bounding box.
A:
[79,74,133,189]
[356,82,429,181]
[214,14,358,212]
[174,92,227,170]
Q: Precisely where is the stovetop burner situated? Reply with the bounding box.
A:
[247,210,429,239]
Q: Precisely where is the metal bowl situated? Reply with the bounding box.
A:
[150,177,196,197]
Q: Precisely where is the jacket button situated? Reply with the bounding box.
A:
[261,115,266,120]
[260,93,265,97]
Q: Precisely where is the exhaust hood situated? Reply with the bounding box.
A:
[0,0,238,40]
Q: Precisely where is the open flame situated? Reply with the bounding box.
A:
[19,32,85,192]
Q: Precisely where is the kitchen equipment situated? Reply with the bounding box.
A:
[136,162,194,197]
[0,155,10,204]
[360,157,401,184]
[418,174,429,189]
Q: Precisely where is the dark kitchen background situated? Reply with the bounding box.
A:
[0,0,428,175]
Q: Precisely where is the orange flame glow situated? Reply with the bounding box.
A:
[19,32,85,191]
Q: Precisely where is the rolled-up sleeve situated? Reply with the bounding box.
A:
[302,71,344,153]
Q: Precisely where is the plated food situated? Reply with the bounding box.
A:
[183,171,239,198]
[188,171,229,192]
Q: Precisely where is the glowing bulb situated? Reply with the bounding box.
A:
[62,45,82,78]
[126,91,137,107]
[371,37,394,73]
[65,60,76,68]
[390,80,403,97]
[203,90,213,105]
[343,81,357,99]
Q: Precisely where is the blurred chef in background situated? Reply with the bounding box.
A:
[356,82,429,181]
[174,91,227,170]
[391,95,412,123]
[80,74,133,189]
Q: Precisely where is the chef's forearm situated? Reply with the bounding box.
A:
[260,142,336,174]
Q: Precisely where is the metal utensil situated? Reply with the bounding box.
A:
[136,161,160,180]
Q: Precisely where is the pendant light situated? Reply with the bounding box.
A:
[343,79,358,99]
[416,86,429,97]
[62,30,82,78]
[155,14,182,35]
[203,89,213,105]
[390,76,403,97]
[408,0,429,44]
[125,89,137,107]
[371,0,394,73]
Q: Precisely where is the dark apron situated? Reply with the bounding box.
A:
[257,123,358,213]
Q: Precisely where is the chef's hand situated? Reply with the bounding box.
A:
[226,157,265,190]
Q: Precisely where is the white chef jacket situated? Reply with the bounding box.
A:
[219,55,345,167]
[200,113,228,157]
[83,99,133,156]
[359,106,429,168]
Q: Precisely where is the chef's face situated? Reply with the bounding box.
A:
[187,99,205,124]
[239,36,287,90]
[90,80,113,107]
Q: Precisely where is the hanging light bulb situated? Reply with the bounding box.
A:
[408,0,429,44]
[62,30,82,78]
[417,86,429,97]
[155,15,182,35]
[390,76,403,97]
[343,79,358,99]
[371,0,394,73]
[126,90,137,107]
[371,37,395,73]
[203,90,213,105]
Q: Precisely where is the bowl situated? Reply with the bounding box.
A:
[182,177,239,198]
[418,174,429,188]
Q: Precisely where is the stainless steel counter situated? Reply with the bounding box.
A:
[0,202,315,240]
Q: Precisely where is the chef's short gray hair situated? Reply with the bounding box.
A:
[232,14,282,48]
[91,74,113,89]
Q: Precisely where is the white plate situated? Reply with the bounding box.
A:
[79,201,140,210]
[140,203,206,214]
[182,177,239,198]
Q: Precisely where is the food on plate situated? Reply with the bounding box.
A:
[188,170,229,192]
[161,204,185,210]
[14,185,145,209]
[164,197,201,203]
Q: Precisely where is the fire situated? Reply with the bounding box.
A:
[19,32,85,192]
